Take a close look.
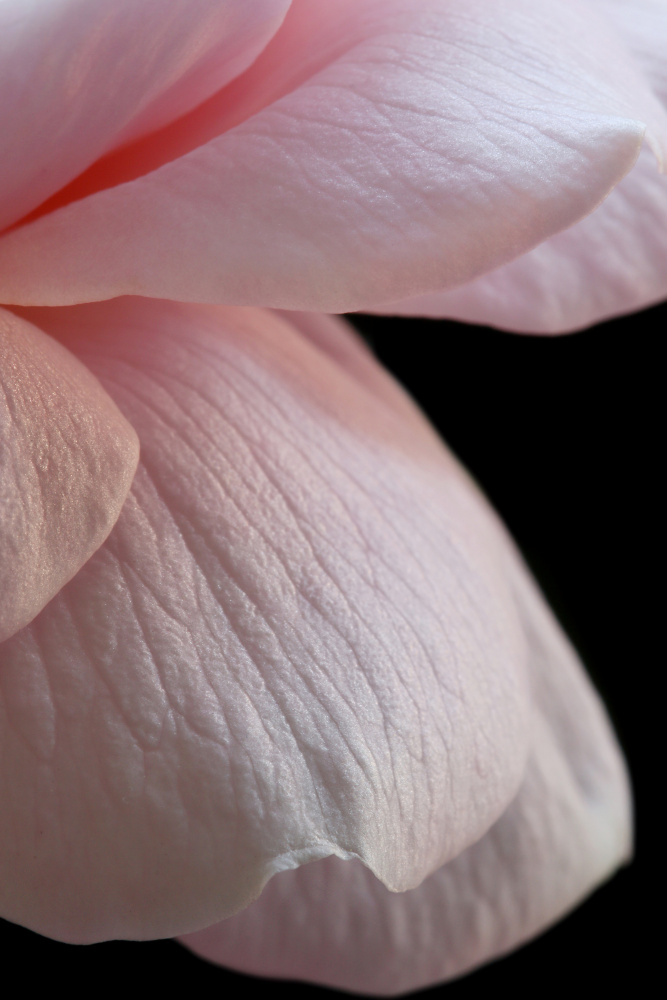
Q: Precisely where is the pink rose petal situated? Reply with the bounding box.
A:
[180,563,630,995]
[375,0,667,331]
[275,309,423,415]
[1,299,532,942]
[375,146,667,332]
[0,307,139,644]
[0,0,290,229]
[0,0,664,311]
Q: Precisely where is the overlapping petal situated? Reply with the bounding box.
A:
[0,308,138,644]
[0,0,290,230]
[181,564,631,995]
[0,0,643,985]
[375,146,667,331]
[0,0,665,312]
[379,0,667,331]
[0,299,534,942]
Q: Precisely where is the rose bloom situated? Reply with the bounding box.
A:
[0,0,663,995]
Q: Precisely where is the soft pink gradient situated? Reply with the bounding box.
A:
[181,553,630,994]
[0,0,290,230]
[0,308,138,643]
[0,1,655,994]
[378,0,667,332]
[2,300,531,940]
[0,0,664,325]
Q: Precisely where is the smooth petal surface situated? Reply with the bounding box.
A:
[0,0,290,229]
[0,308,138,644]
[181,566,630,996]
[275,310,424,417]
[601,0,667,104]
[0,0,665,309]
[379,0,667,331]
[0,300,532,943]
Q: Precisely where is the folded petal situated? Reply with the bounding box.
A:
[180,561,631,996]
[0,0,665,309]
[274,309,424,416]
[1,299,531,943]
[0,308,138,643]
[0,0,290,229]
[377,0,667,332]
[375,146,667,332]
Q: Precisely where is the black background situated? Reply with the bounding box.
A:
[2,302,658,994]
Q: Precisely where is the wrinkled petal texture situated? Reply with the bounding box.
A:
[382,0,667,331]
[0,0,291,230]
[0,308,138,644]
[181,562,630,996]
[0,0,665,311]
[0,300,536,943]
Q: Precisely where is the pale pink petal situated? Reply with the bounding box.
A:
[377,0,667,331]
[0,0,665,310]
[0,0,291,229]
[0,307,138,644]
[0,299,532,942]
[600,0,667,104]
[375,146,667,332]
[180,564,631,996]
[275,310,421,416]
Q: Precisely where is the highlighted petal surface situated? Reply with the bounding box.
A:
[0,308,139,643]
[0,0,665,310]
[1,300,532,942]
[0,0,290,229]
[181,565,630,996]
[377,146,667,332]
[379,0,667,331]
